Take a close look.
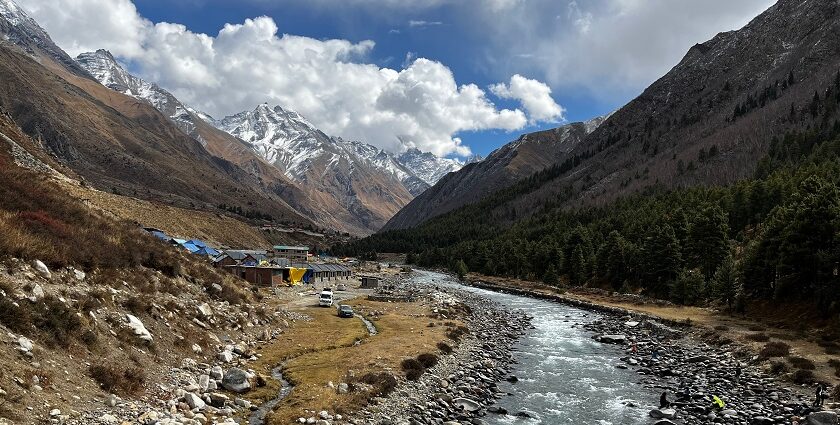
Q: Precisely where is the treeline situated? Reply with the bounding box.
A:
[335,124,840,314]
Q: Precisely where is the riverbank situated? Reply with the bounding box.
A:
[463,275,840,424]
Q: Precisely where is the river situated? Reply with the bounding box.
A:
[414,270,660,424]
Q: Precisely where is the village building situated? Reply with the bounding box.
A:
[270,245,310,262]
[360,275,380,289]
[212,250,268,268]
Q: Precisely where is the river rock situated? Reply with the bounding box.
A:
[217,350,233,363]
[197,303,213,317]
[125,314,153,342]
[599,334,626,344]
[808,411,839,425]
[453,397,481,412]
[210,365,224,380]
[649,408,676,419]
[222,368,251,393]
[17,336,33,353]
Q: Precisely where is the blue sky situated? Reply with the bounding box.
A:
[131,0,599,157]
[20,0,775,158]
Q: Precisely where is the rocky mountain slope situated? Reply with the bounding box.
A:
[0,2,314,228]
[387,0,840,232]
[382,115,608,230]
[74,48,463,234]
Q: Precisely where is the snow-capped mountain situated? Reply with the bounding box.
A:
[397,148,464,186]
[76,50,210,145]
[216,104,458,196]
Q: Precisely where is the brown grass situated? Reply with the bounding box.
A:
[760,342,791,358]
[88,363,146,395]
[788,356,816,370]
[248,299,458,424]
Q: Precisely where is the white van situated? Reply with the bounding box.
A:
[319,289,334,307]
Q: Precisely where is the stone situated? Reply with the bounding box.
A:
[452,397,481,412]
[17,337,33,353]
[221,368,251,393]
[31,284,45,300]
[234,398,251,409]
[185,392,206,410]
[208,393,228,408]
[649,408,676,419]
[210,366,224,380]
[217,350,233,363]
[807,411,839,425]
[598,334,626,344]
[125,314,153,342]
[198,375,210,392]
[337,383,349,394]
[101,414,119,424]
[197,303,213,318]
[73,269,86,281]
[32,260,51,279]
[49,409,60,417]
[192,344,203,354]
[105,394,117,407]
[653,421,677,425]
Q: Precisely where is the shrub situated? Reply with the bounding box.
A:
[35,296,83,348]
[446,325,469,341]
[355,372,397,396]
[792,369,815,384]
[788,356,816,370]
[417,353,439,369]
[88,363,146,395]
[769,361,788,375]
[745,333,770,342]
[760,341,790,358]
[401,358,425,381]
[437,342,453,354]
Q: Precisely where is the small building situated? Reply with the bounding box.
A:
[213,250,268,268]
[226,264,285,286]
[309,264,353,283]
[271,245,309,262]
[360,276,379,289]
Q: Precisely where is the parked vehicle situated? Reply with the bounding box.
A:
[337,304,354,318]
[319,289,334,307]
[336,283,347,291]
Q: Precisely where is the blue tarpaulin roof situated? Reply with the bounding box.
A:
[187,239,208,248]
[195,247,220,257]
[182,243,200,253]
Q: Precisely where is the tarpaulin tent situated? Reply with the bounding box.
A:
[289,267,308,285]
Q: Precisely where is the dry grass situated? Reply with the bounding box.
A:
[247,299,457,424]
[88,362,146,395]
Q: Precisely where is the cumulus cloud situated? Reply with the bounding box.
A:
[468,0,776,102]
[490,75,564,123]
[16,0,562,157]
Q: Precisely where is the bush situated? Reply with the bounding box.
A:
[792,369,815,384]
[769,361,788,375]
[417,353,439,369]
[760,341,790,358]
[437,342,453,354]
[401,358,425,381]
[788,356,816,370]
[355,372,397,397]
[88,363,146,395]
[446,325,469,341]
[745,333,770,342]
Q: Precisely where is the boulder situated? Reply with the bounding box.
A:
[184,392,205,410]
[31,284,45,300]
[17,337,33,353]
[649,408,676,419]
[337,382,349,394]
[197,303,213,318]
[210,366,224,380]
[808,411,839,425]
[222,368,251,393]
[125,314,153,342]
[32,260,51,279]
[73,269,86,281]
[217,350,233,363]
[452,397,481,412]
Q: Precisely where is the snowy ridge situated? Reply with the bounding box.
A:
[217,104,461,194]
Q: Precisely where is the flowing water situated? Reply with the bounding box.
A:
[415,270,659,424]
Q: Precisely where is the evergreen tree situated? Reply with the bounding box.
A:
[711,252,738,311]
[686,205,730,278]
[640,224,683,297]
[453,259,468,281]
[542,264,559,286]
[670,268,705,306]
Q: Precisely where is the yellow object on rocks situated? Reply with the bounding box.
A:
[289,267,307,285]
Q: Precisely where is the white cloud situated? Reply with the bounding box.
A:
[408,20,443,27]
[490,74,564,123]
[17,0,558,157]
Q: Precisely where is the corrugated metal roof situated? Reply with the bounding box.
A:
[274,245,309,251]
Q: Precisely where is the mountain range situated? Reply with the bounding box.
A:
[0,0,473,235]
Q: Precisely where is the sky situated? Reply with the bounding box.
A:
[17,0,775,158]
